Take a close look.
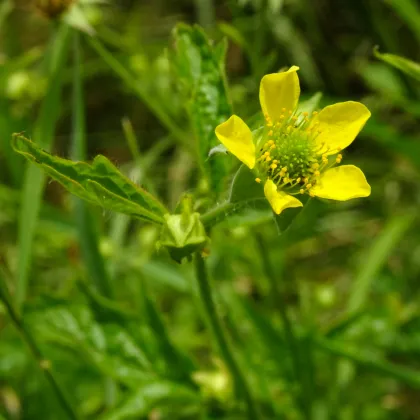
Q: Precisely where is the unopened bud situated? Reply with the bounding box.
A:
[159,199,208,263]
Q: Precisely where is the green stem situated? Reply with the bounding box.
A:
[193,253,260,419]
[255,233,312,420]
[0,271,80,420]
[200,201,237,226]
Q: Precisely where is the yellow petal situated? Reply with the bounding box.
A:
[264,179,303,214]
[215,115,255,169]
[311,101,371,155]
[259,66,300,123]
[311,165,371,201]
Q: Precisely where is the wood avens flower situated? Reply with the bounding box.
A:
[215,66,371,215]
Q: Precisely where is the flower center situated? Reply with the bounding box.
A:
[255,109,341,196]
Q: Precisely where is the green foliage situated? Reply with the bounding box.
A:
[2,1,420,420]
[374,47,420,81]
[12,135,168,224]
[16,23,72,309]
[173,24,232,195]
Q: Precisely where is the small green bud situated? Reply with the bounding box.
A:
[159,210,208,263]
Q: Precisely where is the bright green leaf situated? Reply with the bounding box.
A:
[98,381,200,420]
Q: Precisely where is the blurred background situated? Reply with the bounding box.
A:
[1,0,420,419]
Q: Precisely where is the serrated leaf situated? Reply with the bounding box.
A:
[374,47,420,82]
[85,180,162,225]
[27,303,155,388]
[12,135,167,224]
[173,24,232,194]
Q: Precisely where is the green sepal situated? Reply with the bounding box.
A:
[229,164,265,204]
[159,197,208,263]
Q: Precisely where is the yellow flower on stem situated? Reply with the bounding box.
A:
[215,66,371,214]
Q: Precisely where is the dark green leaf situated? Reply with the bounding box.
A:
[140,289,196,385]
[173,24,232,194]
[12,135,168,224]
[229,164,265,204]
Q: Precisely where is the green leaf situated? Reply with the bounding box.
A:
[140,261,189,292]
[272,200,308,234]
[173,24,232,194]
[77,281,136,325]
[98,381,200,420]
[374,47,420,82]
[297,92,323,115]
[229,165,265,204]
[12,135,168,224]
[316,337,420,389]
[27,303,154,388]
[139,286,196,384]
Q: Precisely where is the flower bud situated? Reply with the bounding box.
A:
[159,197,208,263]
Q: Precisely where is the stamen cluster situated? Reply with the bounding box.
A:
[255,109,342,196]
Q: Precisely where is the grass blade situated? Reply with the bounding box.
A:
[316,337,420,389]
[71,30,113,297]
[347,212,416,314]
[16,24,71,309]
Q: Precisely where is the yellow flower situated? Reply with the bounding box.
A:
[215,66,371,214]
